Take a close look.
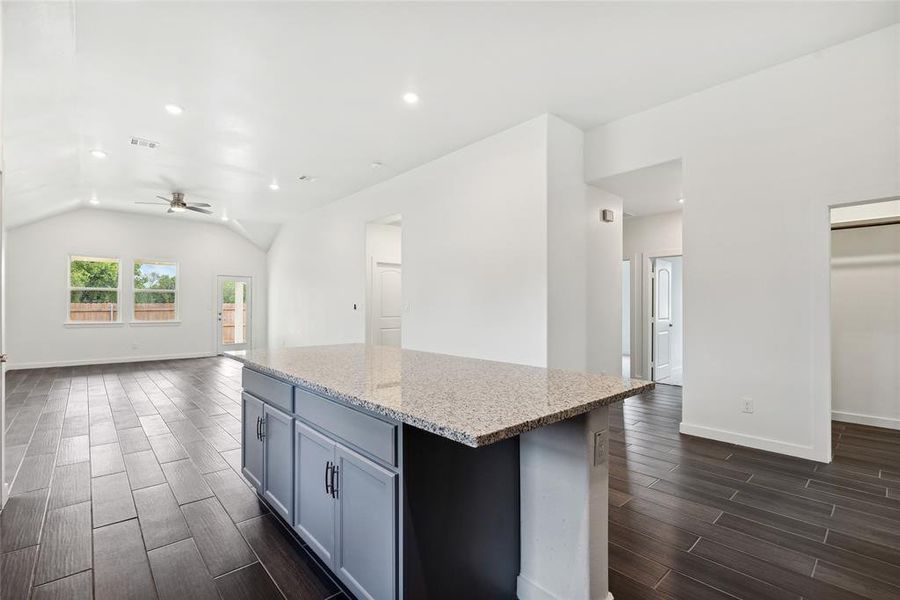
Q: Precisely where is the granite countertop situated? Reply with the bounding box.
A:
[228,344,654,447]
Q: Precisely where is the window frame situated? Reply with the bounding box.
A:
[131,258,180,324]
[66,255,123,325]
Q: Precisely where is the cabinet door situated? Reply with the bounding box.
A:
[334,446,397,600]
[241,393,264,491]
[262,404,294,522]
[294,421,337,566]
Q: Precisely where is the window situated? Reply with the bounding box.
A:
[133,260,178,321]
[68,256,121,322]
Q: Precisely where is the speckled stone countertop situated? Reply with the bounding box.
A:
[228,344,653,447]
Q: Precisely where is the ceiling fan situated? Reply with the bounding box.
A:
[135,192,212,215]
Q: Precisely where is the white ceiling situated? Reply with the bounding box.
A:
[593,159,684,217]
[5,2,899,248]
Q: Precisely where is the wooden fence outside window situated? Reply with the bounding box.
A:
[69,303,247,342]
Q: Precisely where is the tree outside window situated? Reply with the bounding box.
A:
[133,261,178,321]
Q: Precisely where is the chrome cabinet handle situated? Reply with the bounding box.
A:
[255,417,261,440]
[259,416,266,440]
[325,461,333,496]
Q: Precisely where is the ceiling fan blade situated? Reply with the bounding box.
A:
[185,206,213,215]
[188,202,212,208]
[156,195,172,202]
[135,201,169,205]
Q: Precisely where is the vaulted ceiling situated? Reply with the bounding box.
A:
[5,1,899,247]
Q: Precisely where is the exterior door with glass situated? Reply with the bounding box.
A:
[217,276,252,354]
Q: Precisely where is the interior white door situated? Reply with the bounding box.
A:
[371,262,401,347]
[653,258,673,381]
[217,276,252,354]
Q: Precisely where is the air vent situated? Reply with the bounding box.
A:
[130,136,159,149]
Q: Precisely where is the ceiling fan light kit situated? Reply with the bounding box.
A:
[135,191,214,215]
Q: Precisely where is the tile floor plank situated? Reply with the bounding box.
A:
[1,488,50,552]
[124,449,166,490]
[181,497,256,576]
[133,483,191,551]
[31,570,93,600]
[92,471,137,527]
[204,467,268,523]
[48,462,92,510]
[147,538,220,600]
[0,545,40,600]
[237,514,339,599]
[33,501,92,585]
[93,519,157,600]
[214,562,286,600]
[162,458,214,504]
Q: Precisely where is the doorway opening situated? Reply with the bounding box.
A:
[217,275,252,354]
[366,215,402,347]
[650,255,683,386]
[830,197,900,431]
[622,259,631,378]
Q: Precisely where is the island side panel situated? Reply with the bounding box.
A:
[402,424,520,599]
[518,405,611,600]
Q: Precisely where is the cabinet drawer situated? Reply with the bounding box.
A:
[242,368,293,414]
[294,387,397,467]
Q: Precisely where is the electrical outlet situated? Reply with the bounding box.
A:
[742,397,754,414]
[593,430,607,466]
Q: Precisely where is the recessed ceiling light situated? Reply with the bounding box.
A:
[269,182,280,191]
[402,92,419,105]
[89,197,100,205]
[677,197,685,204]
[90,149,107,159]
[221,215,229,222]
[165,104,184,115]
[370,161,383,169]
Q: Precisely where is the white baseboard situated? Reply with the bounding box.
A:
[833,410,900,431]
[516,575,613,600]
[679,422,828,462]
[8,351,217,370]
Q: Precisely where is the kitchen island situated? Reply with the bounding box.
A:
[229,344,652,600]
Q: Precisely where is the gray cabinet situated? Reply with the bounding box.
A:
[262,404,294,522]
[294,421,336,565]
[242,392,264,491]
[334,446,397,600]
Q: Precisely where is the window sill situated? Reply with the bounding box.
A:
[64,321,125,328]
[130,320,181,326]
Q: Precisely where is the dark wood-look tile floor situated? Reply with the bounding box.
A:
[609,384,900,600]
[1,357,348,600]
[6,360,900,600]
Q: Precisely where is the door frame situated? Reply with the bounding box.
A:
[216,275,252,354]
[641,249,682,383]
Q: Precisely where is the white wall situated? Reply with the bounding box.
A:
[547,116,588,371]
[268,116,550,366]
[622,260,630,356]
[6,209,267,368]
[623,211,683,260]
[831,223,900,429]
[586,24,900,461]
[622,211,683,379]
